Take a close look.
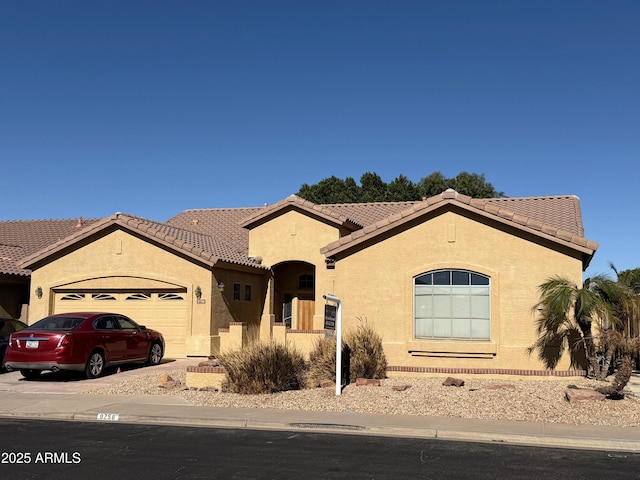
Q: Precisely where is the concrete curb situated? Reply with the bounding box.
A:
[2,410,639,453]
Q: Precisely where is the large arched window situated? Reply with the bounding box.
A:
[414,269,490,340]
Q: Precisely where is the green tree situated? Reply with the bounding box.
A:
[529,274,619,379]
[360,172,387,202]
[452,172,504,198]
[387,174,421,202]
[599,264,640,393]
[615,267,640,294]
[530,270,640,392]
[417,172,451,198]
[297,176,359,204]
[297,171,504,204]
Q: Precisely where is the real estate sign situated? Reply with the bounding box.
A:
[324,304,336,330]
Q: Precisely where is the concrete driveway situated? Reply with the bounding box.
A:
[0,358,197,394]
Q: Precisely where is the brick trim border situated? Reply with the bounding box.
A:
[187,366,226,374]
[388,366,587,377]
[187,365,585,377]
[287,329,329,334]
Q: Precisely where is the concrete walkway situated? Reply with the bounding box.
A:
[0,360,639,453]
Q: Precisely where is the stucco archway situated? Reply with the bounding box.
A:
[272,261,316,330]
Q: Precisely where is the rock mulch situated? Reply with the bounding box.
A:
[86,370,640,427]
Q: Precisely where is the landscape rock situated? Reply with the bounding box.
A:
[565,388,606,404]
[392,385,412,391]
[157,374,174,386]
[158,374,188,390]
[442,377,465,387]
[356,378,381,387]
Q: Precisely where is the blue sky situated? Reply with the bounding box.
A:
[1,1,638,277]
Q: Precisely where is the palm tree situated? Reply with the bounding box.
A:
[600,264,640,393]
[529,274,619,380]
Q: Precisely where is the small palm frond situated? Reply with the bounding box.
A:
[536,276,577,315]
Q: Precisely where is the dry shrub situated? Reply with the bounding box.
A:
[307,336,337,387]
[307,319,388,385]
[344,319,387,381]
[218,341,307,394]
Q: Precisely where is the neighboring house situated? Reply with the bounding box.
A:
[0,190,598,375]
[0,217,102,319]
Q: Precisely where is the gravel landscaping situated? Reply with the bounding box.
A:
[87,369,640,428]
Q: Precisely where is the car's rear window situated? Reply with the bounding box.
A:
[26,316,85,331]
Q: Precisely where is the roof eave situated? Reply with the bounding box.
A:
[17,215,223,270]
[321,199,598,262]
[240,195,359,231]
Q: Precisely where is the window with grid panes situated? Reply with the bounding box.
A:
[414,270,490,340]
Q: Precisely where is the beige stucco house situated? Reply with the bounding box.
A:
[0,189,598,375]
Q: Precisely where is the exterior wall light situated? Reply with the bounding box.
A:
[195,286,202,300]
[217,282,225,292]
[35,286,43,299]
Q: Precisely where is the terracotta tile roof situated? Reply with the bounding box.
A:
[320,190,598,266]
[18,213,269,271]
[0,244,27,277]
[239,194,587,241]
[166,207,263,254]
[0,217,101,276]
[239,195,362,231]
[484,195,585,237]
[315,200,422,228]
[5,190,597,275]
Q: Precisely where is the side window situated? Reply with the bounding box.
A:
[95,316,118,330]
[244,285,252,301]
[233,283,241,300]
[116,316,138,330]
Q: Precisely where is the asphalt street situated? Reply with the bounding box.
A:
[0,418,639,480]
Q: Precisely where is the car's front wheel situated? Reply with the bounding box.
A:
[85,350,105,378]
[20,369,41,380]
[147,342,163,366]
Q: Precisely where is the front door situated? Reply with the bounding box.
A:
[297,295,314,330]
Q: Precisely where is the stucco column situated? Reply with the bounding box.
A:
[260,276,275,341]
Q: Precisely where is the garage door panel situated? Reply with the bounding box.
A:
[54,291,188,358]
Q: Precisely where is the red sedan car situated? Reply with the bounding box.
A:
[4,312,165,379]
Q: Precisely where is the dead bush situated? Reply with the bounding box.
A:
[307,336,338,387]
[308,319,388,385]
[344,319,387,381]
[218,341,307,394]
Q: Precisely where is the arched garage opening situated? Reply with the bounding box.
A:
[52,277,188,358]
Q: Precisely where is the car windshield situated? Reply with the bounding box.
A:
[26,316,85,331]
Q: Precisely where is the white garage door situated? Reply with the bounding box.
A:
[54,291,188,358]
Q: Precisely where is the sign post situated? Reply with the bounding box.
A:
[323,294,342,396]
